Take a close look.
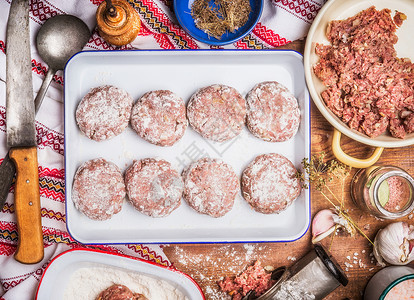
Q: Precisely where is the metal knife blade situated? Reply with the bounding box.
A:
[6,0,36,147]
[6,0,44,264]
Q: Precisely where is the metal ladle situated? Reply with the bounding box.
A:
[0,14,90,209]
[34,14,90,110]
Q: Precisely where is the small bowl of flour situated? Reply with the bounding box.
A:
[35,249,205,300]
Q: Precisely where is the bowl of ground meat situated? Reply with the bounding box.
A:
[304,0,414,150]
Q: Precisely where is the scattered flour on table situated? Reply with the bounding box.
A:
[63,265,188,300]
[272,280,315,300]
[170,244,267,300]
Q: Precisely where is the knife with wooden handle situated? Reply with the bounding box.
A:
[6,0,44,264]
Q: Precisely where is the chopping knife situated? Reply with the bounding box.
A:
[0,14,90,212]
[6,0,44,264]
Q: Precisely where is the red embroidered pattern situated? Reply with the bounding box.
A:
[41,207,66,222]
[39,167,65,180]
[1,278,25,291]
[0,107,5,131]
[1,203,14,215]
[0,40,5,54]
[1,204,65,221]
[127,244,170,266]
[30,0,59,23]
[0,242,14,256]
[0,221,18,243]
[87,29,134,51]
[253,22,290,47]
[274,0,322,23]
[40,182,65,203]
[43,228,77,245]
[235,34,265,50]
[235,39,251,49]
[35,122,64,156]
[32,59,64,86]
[0,106,64,155]
[90,0,104,5]
[133,0,199,49]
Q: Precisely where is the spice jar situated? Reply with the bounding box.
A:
[350,165,414,219]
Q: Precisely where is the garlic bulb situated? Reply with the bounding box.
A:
[373,221,414,266]
[311,209,356,244]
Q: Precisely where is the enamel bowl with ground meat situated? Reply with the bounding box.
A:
[304,0,414,148]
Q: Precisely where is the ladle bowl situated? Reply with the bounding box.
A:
[35,14,90,110]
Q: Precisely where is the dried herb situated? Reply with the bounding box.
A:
[191,0,251,40]
[297,153,374,246]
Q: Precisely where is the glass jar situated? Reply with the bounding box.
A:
[350,166,414,219]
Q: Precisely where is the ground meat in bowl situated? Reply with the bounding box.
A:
[313,6,414,139]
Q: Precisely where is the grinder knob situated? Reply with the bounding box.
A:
[96,0,140,46]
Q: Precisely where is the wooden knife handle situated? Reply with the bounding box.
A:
[9,147,44,264]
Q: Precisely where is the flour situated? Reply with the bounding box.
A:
[271,280,315,300]
[63,265,189,300]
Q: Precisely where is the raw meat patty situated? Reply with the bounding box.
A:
[96,284,147,300]
[76,85,133,141]
[246,81,300,142]
[131,90,188,146]
[187,84,246,142]
[72,158,125,221]
[241,153,301,214]
[182,158,239,217]
[125,158,183,218]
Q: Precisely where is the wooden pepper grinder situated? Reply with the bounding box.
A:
[96,0,140,46]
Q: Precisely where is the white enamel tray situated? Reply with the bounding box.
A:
[35,248,205,299]
[64,50,311,244]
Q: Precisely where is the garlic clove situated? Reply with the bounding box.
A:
[373,231,386,267]
[312,209,335,236]
[332,214,356,236]
[311,209,357,244]
[312,209,342,244]
[373,221,414,266]
[312,226,336,244]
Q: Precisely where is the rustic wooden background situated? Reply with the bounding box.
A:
[163,40,414,300]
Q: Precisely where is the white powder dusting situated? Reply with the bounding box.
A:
[182,158,239,217]
[168,244,275,300]
[245,81,300,142]
[272,280,315,300]
[130,90,187,146]
[63,265,189,300]
[242,153,301,213]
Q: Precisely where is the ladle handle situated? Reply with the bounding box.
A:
[0,69,54,210]
[34,68,55,112]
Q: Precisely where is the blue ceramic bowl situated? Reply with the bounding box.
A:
[174,0,263,46]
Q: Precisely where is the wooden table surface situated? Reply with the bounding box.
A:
[163,40,414,300]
